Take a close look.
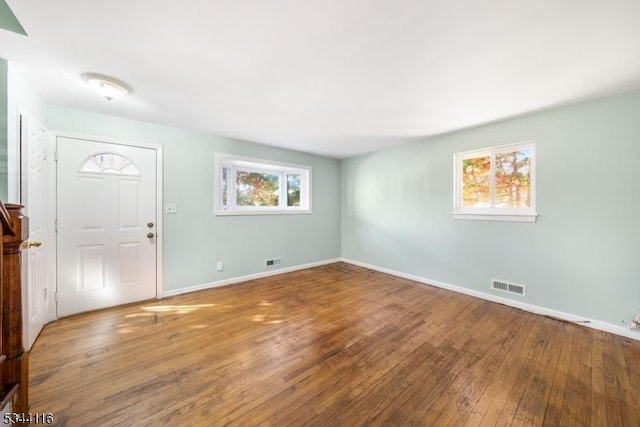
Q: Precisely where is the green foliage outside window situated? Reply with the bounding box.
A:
[462,156,491,207]
[217,154,311,214]
[287,174,301,207]
[495,149,531,208]
[462,148,531,208]
[236,171,279,206]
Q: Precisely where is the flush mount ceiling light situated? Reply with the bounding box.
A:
[81,73,133,101]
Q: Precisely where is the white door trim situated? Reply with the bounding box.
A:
[53,131,164,302]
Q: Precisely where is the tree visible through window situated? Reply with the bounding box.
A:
[215,154,311,215]
[287,174,301,207]
[462,156,491,207]
[495,149,531,208]
[454,142,536,222]
[236,171,279,206]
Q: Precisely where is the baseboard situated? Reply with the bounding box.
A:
[162,258,342,298]
[341,258,640,341]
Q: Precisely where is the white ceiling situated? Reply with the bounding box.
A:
[2,0,640,158]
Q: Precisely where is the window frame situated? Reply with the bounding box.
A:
[453,141,537,222]
[214,153,312,216]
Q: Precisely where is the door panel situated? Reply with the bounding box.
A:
[21,113,53,350]
[57,137,157,317]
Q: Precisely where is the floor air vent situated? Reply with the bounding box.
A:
[491,279,526,296]
[265,257,283,268]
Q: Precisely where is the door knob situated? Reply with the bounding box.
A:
[20,241,43,249]
[147,232,155,239]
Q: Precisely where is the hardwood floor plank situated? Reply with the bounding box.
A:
[510,318,563,426]
[488,316,546,426]
[27,263,640,426]
[590,330,609,427]
[603,330,639,426]
[622,336,640,425]
[555,324,590,425]
[314,298,486,425]
[460,308,535,427]
[540,323,573,426]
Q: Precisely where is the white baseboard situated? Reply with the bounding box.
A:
[162,258,342,298]
[341,258,640,342]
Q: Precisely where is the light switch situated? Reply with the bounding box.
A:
[165,204,177,214]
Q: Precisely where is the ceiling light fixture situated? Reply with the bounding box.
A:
[81,73,132,101]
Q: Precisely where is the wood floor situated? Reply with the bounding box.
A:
[29,263,640,426]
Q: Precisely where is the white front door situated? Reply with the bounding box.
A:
[57,137,158,317]
[20,113,54,349]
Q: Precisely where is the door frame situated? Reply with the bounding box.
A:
[53,132,164,313]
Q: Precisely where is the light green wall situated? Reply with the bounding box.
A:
[0,58,7,200]
[47,105,342,292]
[0,0,27,35]
[342,89,640,326]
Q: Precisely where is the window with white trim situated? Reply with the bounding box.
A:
[215,153,311,215]
[453,142,536,222]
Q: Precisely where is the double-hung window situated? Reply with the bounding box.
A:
[453,142,536,222]
[215,153,311,215]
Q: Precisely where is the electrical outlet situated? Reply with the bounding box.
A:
[216,261,224,272]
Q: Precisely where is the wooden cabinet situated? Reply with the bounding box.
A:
[0,201,29,414]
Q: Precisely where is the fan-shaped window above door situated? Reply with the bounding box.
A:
[80,153,140,176]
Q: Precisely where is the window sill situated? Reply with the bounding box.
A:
[452,213,538,223]
[216,209,312,216]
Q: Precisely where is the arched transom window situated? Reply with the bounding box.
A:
[80,152,140,176]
